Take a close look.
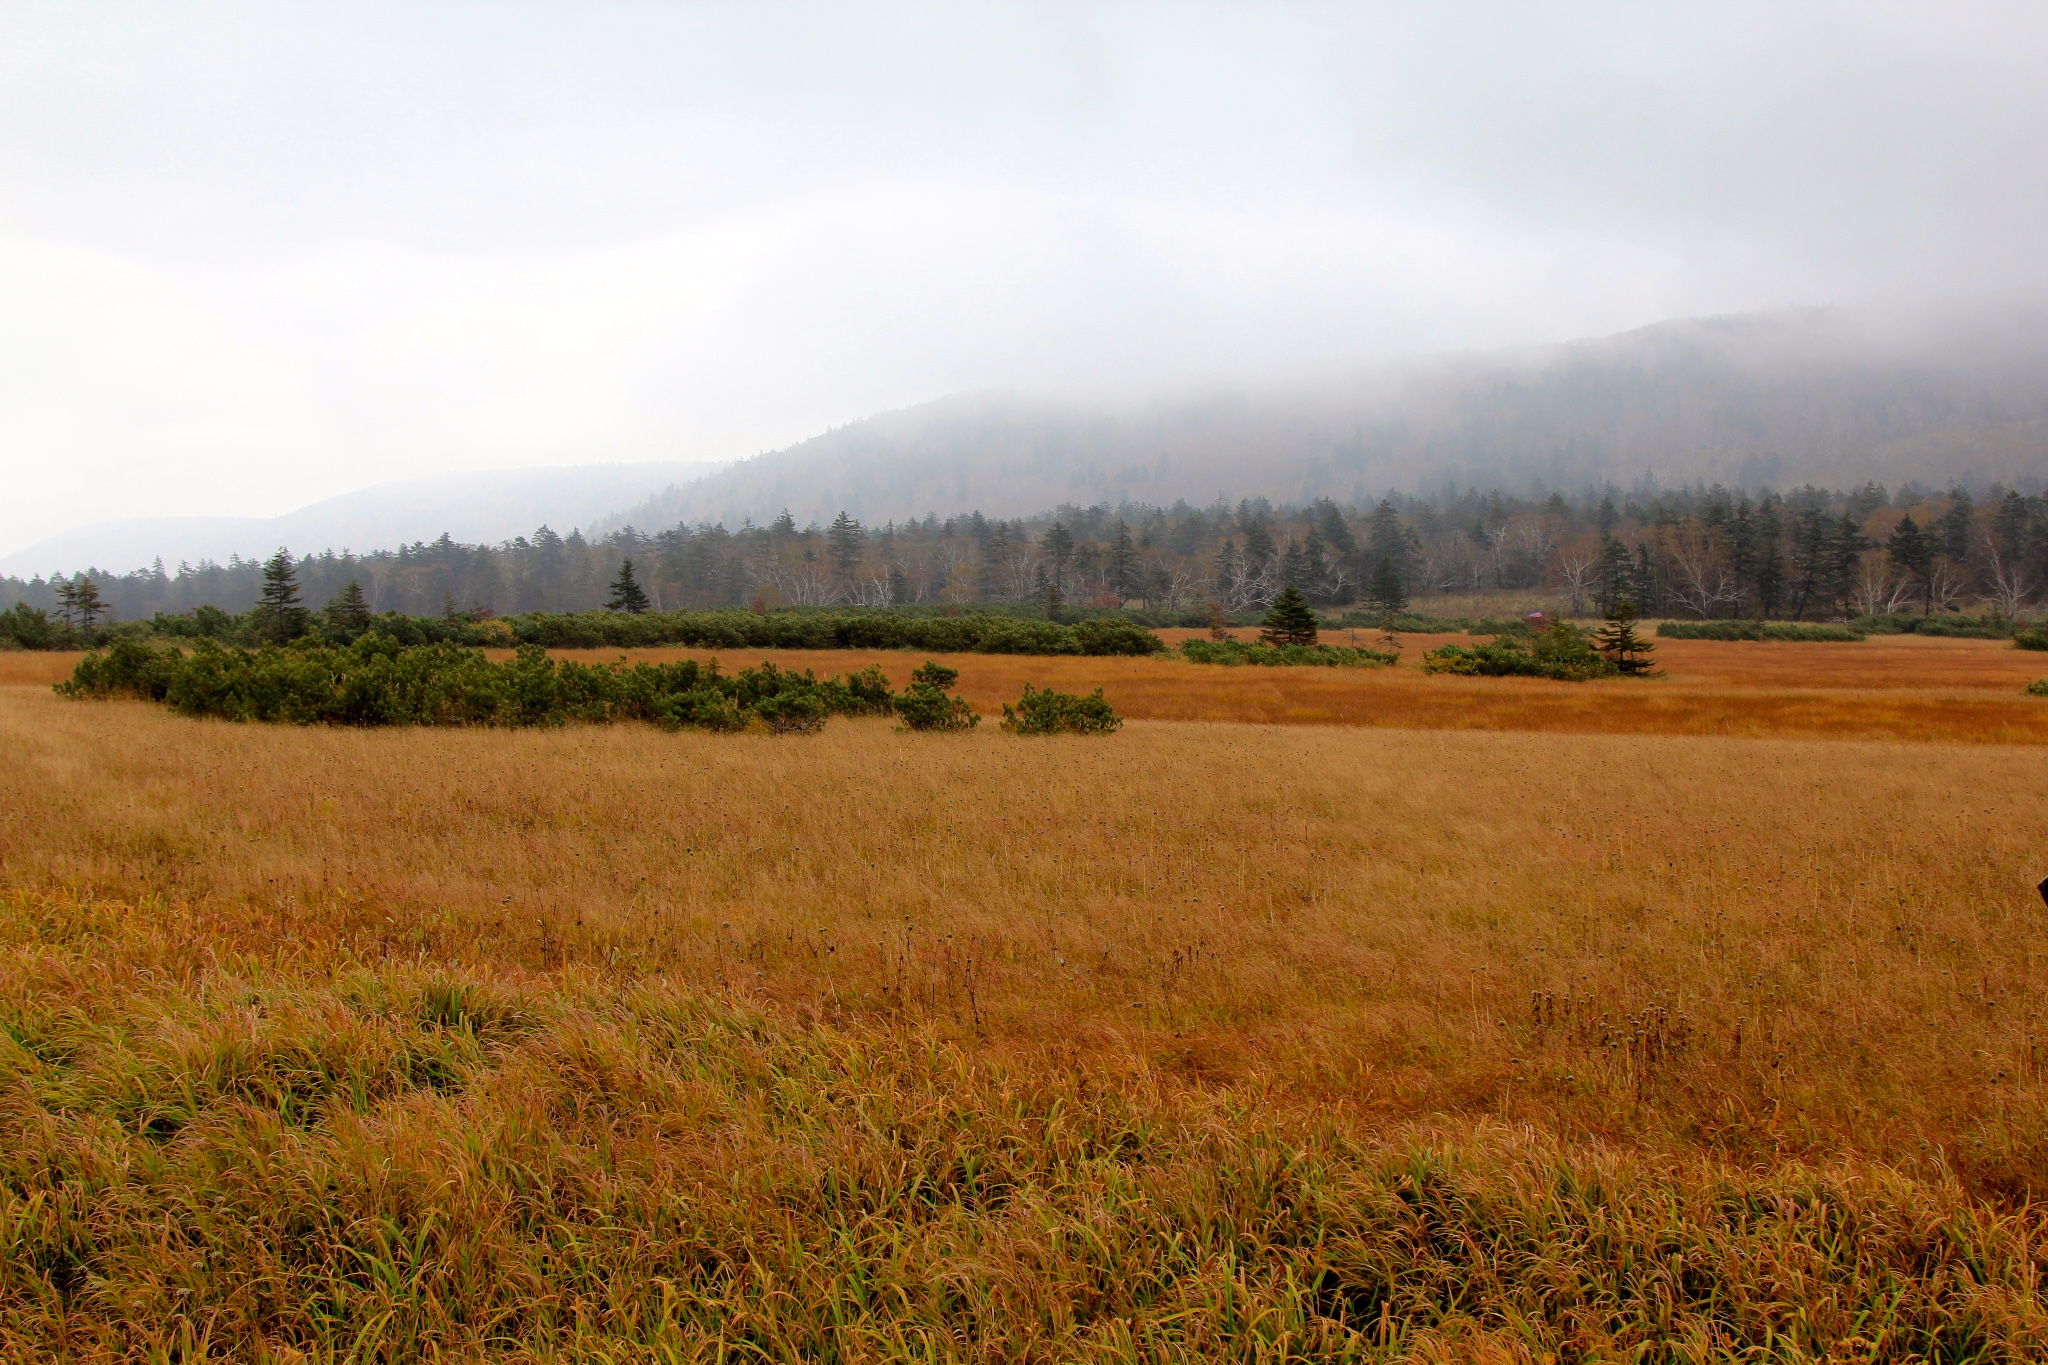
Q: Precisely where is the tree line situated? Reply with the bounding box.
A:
[6,478,2045,642]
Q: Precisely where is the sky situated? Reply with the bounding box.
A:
[3,1,2047,558]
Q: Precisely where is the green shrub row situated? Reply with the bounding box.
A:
[58,637,885,733]
[1177,638,1398,668]
[1421,622,1618,682]
[1849,613,2021,639]
[2015,629,2048,652]
[472,609,1159,655]
[57,637,1129,737]
[1655,620,1867,642]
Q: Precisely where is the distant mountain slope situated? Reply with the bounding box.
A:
[4,461,725,577]
[596,309,2048,532]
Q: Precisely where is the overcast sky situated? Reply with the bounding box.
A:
[4,1,2046,557]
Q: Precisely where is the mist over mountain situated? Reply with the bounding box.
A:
[3,462,725,578]
[596,309,2048,536]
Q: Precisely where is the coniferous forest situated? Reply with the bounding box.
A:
[5,480,2046,650]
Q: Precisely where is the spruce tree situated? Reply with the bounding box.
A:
[1108,519,1140,602]
[606,558,651,614]
[826,511,866,587]
[1259,584,1319,647]
[325,580,372,635]
[1039,567,1064,619]
[255,549,309,642]
[1366,556,1408,615]
[54,575,107,637]
[1594,595,1657,676]
[1886,514,1936,615]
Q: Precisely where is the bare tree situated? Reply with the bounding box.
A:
[1553,549,1600,616]
[1216,540,1276,611]
[1851,556,1915,616]
[1927,560,1968,614]
[1981,534,2033,619]
[1669,526,1743,618]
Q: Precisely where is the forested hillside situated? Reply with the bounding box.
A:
[597,309,2048,533]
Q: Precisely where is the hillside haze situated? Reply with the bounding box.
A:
[599,309,2048,534]
[5,462,725,578]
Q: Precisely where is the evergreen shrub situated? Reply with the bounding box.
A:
[56,637,897,734]
[1178,639,1397,668]
[999,683,1121,735]
[2015,629,2048,652]
[1657,620,1866,642]
[1421,622,1618,682]
[1851,614,2017,639]
[893,662,980,732]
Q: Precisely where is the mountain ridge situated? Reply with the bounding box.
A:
[591,307,2048,534]
[3,461,727,578]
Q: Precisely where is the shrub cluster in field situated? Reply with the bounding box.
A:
[1423,622,1617,681]
[2017,628,2048,651]
[138,602,1165,657]
[57,637,902,733]
[1657,619,1868,642]
[58,636,1125,736]
[1000,682,1121,734]
[892,661,979,731]
[1425,601,1658,682]
[1178,638,1397,668]
[1852,612,2027,639]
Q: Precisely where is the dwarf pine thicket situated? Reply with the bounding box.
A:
[999,683,1122,734]
[1177,639,1398,667]
[54,635,1038,735]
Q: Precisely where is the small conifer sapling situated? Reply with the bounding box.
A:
[1259,585,1319,647]
[1594,596,1657,676]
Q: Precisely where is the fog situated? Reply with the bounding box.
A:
[5,2,2047,558]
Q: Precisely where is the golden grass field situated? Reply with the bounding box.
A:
[4,635,2048,1359]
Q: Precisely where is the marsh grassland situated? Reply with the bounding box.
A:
[3,637,2047,1360]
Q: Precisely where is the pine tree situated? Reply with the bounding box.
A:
[325,580,372,635]
[1886,514,1936,615]
[1108,519,1140,603]
[1038,566,1064,619]
[54,575,107,636]
[1366,556,1407,615]
[1039,523,1074,593]
[1938,488,1975,562]
[887,564,910,606]
[254,549,309,642]
[1594,595,1657,676]
[1596,536,1633,612]
[1259,585,1319,647]
[606,558,651,614]
[827,511,866,587]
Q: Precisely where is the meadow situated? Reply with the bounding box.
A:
[3,634,2047,1360]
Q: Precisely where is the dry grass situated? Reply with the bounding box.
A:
[6,667,2048,1358]
[13,633,2047,743]
[7,688,2047,1163]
